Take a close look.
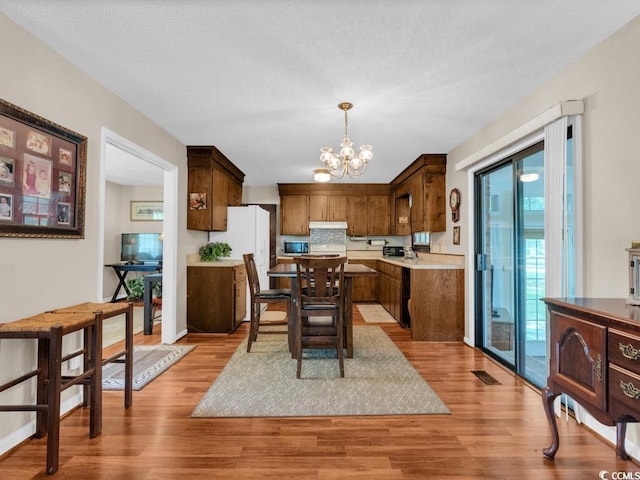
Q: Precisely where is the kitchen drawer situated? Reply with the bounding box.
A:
[609,363,640,419]
[609,329,640,376]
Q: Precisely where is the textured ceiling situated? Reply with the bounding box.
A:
[1,1,639,186]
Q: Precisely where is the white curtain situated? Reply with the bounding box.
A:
[545,114,584,420]
[544,115,583,298]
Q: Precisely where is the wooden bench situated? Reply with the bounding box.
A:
[0,312,102,474]
[48,302,134,408]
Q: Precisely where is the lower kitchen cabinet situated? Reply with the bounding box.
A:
[187,264,246,333]
[350,259,379,302]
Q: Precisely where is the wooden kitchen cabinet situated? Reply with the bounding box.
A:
[187,264,247,333]
[309,195,347,222]
[278,184,390,236]
[280,195,309,235]
[408,267,463,340]
[347,195,368,235]
[349,259,378,302]
[309,195,328,221]
[390,154,446,234]
[367,195,390,235]
[187,146,245,232]
[377,260,404,324]
[541,298,640,461]
[328,195,347,221]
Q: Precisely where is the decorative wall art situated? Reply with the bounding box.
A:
[0,98,87,238]
[453,226,460,245]
[130,201,164,221]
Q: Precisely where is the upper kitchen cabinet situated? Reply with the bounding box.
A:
[347,195,368,236]
[279,184,390,236]
[367,195,391,235]
[280,194,309,235]
[187,146,245,232]
[390,154,446,234]
[309,195,347,222]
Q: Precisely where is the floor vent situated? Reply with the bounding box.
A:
[472,370,502,385]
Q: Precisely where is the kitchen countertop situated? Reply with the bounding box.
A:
[277,251,464,270]
[186,254,244,267]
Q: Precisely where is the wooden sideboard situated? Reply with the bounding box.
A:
[542,297,640,460]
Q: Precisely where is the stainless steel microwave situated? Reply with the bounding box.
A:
[284,241,309,255]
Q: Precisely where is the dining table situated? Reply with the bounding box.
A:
[267,261,377,358]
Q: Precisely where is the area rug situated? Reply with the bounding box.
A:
[191,326,449,417]
[356,303,397,323]
[102,306,161,349]
[102,344,196,390]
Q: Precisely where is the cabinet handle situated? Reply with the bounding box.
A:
[620,380,640,399]
[595,354,602,382]
[619,342,640,360]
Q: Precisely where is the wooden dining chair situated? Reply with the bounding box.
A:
[242,253,290,352]
[293,255,347,378]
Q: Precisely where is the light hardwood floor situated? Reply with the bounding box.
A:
[1,305,639,479]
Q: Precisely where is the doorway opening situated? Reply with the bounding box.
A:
[98,128,179,345]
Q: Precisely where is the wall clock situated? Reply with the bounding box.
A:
[450,188,460,223]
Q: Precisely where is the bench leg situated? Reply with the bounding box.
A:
[46,326,63,474]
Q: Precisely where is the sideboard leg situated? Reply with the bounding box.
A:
[616,422,629,460]
[542,386,560,460]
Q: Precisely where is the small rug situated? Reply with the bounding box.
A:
[191,326,449,417]
[357,303,397,323]
[102,344,196,390]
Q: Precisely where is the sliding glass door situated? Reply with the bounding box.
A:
[475,142,546,386]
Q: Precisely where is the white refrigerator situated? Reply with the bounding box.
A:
[208,205,269,321]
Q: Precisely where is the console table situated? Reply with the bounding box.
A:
[105,263,162,302]
[542,297,640,461]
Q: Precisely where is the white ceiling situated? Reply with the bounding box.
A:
[1,1,639,187]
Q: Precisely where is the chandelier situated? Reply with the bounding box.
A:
[318,102,372,180]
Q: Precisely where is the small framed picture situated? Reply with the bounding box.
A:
[0,126,15,148]
[0,193,12,220]
[453,226,460,245]
[189,192,207,210]
[25,129,52,157]
[59,147,72,166]
[0,156,15,185]
[130,201,164,221]
[57,202,71,224]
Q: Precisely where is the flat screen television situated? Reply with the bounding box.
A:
[121,233,163,264]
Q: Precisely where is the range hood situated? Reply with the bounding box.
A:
[309,221,348,230]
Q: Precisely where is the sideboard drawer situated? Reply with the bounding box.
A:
[609,329,640,376]
[609,363,640,419]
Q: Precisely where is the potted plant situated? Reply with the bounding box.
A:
[126,276,145,300]
[199,241,232,261]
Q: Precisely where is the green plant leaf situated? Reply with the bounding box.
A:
[199,242,232,262]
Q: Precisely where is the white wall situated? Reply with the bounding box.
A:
[443,15,640,456]
[0,13,206,455]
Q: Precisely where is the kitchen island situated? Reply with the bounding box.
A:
[277,252,464,341]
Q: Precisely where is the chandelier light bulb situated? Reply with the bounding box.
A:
[317,102,372,180]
